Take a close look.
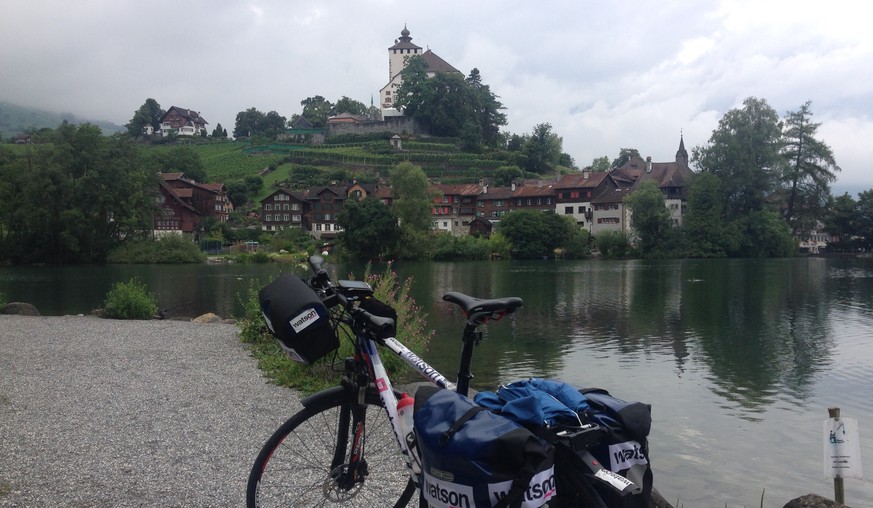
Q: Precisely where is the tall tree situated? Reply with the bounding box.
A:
[823,193,859,250]
[332,96,368,116]
[611,148,640,168]
[389,162,433,232]
[590,156,610,172]
[522,123,562,174]
[126,98,164,137]
[779,101,840,236]
[337,197,400,260]
[300,96,333,128]
[262,111,288,138]
[856,190,873,251]
[149,146,206,183]
[211,122,227,138]
[692,97,783,218]
[682,172,737,257]
[624,180,673,256]
[233,107,264,138]
[0,124,158,263]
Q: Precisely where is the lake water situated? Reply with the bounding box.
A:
[2,257,872,507]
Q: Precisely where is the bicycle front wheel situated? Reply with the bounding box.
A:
[246,387,416,508]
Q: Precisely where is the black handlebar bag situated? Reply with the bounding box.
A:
[259,274,337,364]
[414,386,556,508]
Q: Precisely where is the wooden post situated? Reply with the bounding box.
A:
[828,407,845,504]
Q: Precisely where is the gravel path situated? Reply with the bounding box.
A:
[0,315,301,507]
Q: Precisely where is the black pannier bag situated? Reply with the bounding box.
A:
[580,388,653,508]
[413,386,556,508]
[259,274,338,364]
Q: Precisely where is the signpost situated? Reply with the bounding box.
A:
[823,407,863,504]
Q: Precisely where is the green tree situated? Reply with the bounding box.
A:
[389,162,433,232]
[692,97,783,218]
[300,96,334,128]
[522,123,562,174]
[0,124,158,264]
[150,146,207,183]
[682,172,737,257]
[823,193,859,250]
[126,98,163,137]
[497,210,570,259]
[611,148,640,168]
[590,156,610,172]
[233,107,264,138]
[779,101,840,237]
[856,190,873,251]
[492,165,524,187]
[394,58,506,149]
[211,122,227,138]
[337,197,400,260]
[332,96,368,116]
[624,180,672,256]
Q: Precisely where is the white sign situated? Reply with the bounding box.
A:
[823,417,863,479]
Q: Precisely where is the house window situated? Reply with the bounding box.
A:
[266,204,273,211]
[284,214,290,221]
[578,206,585,214]
[516,199,522,206]
[570,191,580,199]
[316,224,322,231]
[527,198,532,205]
[266,214,272,221]
[324,214,331,221]
[496,200,504,207]
[442,196,449,203]
[478,200,485,208]
[292,203,299,210]
[292,214,301,222]
[564,206,573,214]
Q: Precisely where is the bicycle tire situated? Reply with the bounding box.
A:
[246,387,416,508]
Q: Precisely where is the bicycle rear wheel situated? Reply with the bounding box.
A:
[247,387,416,508]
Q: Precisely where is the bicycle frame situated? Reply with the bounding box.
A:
[352,331,458,487]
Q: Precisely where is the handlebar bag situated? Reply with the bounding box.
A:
[259,274,338,364]
[413,386,555,508]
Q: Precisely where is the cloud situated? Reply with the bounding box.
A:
[1,0,871,192]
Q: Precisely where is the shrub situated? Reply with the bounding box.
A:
[103,278,157,319]
[107,235,206,264]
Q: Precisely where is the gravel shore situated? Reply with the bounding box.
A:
[0,315,301,507]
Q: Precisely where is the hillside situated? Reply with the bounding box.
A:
[0,101,125,137]
[177,136,542,190]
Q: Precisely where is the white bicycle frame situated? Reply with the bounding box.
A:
[358,333,457,485]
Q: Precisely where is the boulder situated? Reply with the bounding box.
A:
[192,312,223,324]
[784,494,849,508]
[2,302,41,316]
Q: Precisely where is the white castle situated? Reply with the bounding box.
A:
[379,25,461,117]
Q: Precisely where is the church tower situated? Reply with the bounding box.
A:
[675,132,689,168]
[388,25,422,81]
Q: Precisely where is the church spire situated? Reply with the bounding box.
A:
[676,130,689,167]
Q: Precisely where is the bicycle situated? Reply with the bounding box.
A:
[246,255,617,508]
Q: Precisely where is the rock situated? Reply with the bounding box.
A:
[784,494,849,508]
[2,302,41,316]
[192,313,223,324]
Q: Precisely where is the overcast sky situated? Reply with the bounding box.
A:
[2,0,871,195]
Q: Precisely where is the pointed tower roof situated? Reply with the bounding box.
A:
[675,132,689,167]
[389,25,421,51]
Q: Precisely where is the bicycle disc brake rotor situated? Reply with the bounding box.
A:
[322,464,364,501]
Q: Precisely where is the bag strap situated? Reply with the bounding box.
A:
[439,406,486,446]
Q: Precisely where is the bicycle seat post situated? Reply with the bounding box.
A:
[456,322,480,397]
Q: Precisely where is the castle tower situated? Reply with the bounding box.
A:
[675,132,689,168]
[388,25,422,82]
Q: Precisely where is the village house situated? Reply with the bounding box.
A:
[154,173,231,237]
[260,188,307,232]
[431,183,481,235]
[159,106,208,137]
